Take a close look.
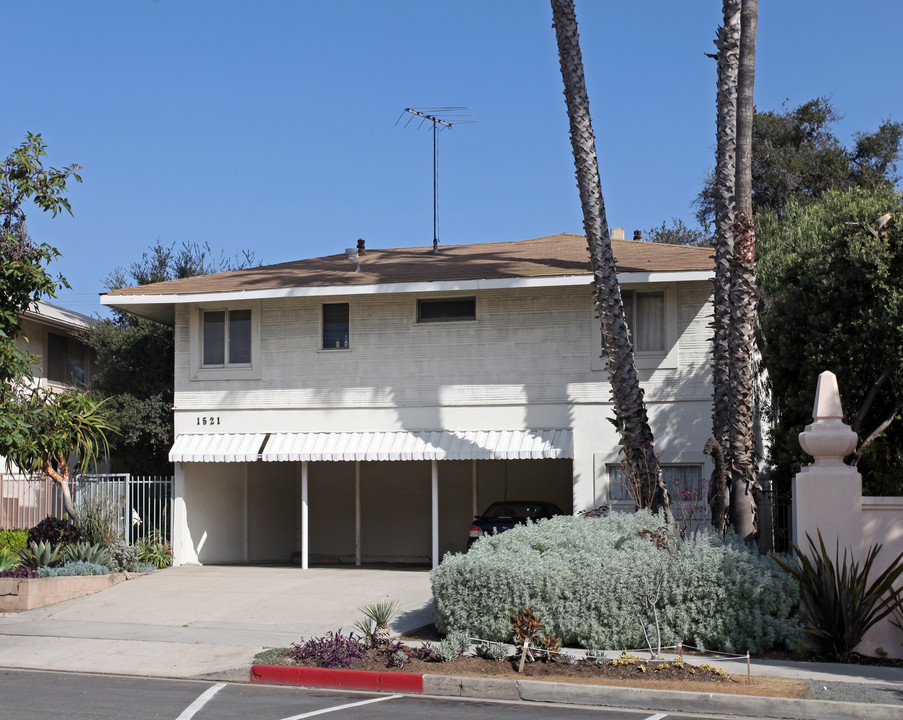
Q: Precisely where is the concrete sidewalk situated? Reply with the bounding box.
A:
[0,564,433,678]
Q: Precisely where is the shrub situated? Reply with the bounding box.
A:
[136,531,172,569]
[0,529,29,553]
[107,540,139,573]
[287,631,368,669]
[136,562,157,573]
[38,561,110,577]
[0,547,22,572]
[772,530,903,659]
[0,567,39,579]
[431,511,800,653]
[28,516,81,546]
[74,495,123,545]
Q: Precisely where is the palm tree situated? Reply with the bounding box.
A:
[550,0,672,522]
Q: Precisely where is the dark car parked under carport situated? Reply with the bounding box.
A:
[467,500,563,548]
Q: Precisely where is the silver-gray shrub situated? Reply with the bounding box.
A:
[38,561,110,577]
[431,511,799,653]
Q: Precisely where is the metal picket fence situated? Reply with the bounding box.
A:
[0,472,173,545]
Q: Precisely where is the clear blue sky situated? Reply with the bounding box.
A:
[4,0,901,315]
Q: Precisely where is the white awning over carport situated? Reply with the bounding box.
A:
[169,433,267,462]
[261,429,572,462]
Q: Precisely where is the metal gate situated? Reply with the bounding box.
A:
[74,474,174,544]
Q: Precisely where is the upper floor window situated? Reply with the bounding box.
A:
[46,332,92,387]
[203,309,252,367]
[322,303,349,349]
[189,302,261,381]
[417,297,476,323]
[623,290,665,352]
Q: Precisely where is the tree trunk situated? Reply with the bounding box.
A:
[551,0,672,522]
[43,459,76,518]
[727,0,760,544]
[711,0,741,478]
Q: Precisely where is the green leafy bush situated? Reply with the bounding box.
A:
[0,547,21,572]
[431,511,800,653]
[772,530,903,659]
[136,531,172,569]
[74,495,123,545]
[0,529,29,553]
[38,561,110,577]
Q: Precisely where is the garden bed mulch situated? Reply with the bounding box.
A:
[255,645,810,699]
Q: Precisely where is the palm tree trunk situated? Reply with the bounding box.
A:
[727,0,760,543]
[551,0,672,522]
[711,0,741,475]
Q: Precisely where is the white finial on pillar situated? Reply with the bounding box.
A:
[798,371,858,468]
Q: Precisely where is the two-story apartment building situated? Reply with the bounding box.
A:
[101,233,715,568]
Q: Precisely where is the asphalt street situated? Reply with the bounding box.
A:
[0,669,781,720]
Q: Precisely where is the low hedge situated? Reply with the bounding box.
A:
[431,510,800,653]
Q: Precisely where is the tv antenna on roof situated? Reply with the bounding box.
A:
[397,107,475,253]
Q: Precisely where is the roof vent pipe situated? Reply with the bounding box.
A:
[345,248,358,260]
[357,238,366,255]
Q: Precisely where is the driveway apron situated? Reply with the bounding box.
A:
[0,565,433,679]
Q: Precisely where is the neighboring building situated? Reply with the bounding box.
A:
[17,300,95,390]
[101,232,715,568]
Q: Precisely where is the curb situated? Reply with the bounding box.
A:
[250,665,902,720]
[250,665,423,694]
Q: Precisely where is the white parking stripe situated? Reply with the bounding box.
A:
[176,683,226,720]
[280,694,403,720]
[641,714,667,720]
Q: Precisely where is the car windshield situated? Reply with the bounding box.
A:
[482,503,547,520]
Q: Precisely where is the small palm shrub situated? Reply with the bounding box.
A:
[772,530,903,659]
[357,599,399,645]
[432,511,799,653]
[19,540,67,569]
[28,516,81,546]
[38,561,110,577]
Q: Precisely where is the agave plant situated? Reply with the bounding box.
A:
[0,547,21,573]
[773,530,903,659]
[66,542,113,568]
[19,540,66,569]
[358,599,400,646]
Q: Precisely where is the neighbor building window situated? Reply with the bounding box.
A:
[202,309,252,366]
[417,297,476,323]
[322,303,349,349]
[46,332,92,387]
[623,290,665,352]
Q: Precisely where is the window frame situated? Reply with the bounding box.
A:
[189,301,261,381]
[416,296,477,324]
[321,302,351,350]
[590,282,678,370]
[45,331,92,387]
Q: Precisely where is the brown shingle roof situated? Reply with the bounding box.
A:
[104,233,714,297]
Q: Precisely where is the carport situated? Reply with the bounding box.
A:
[170,429,573,568]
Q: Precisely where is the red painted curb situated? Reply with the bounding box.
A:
[250,664,423,693]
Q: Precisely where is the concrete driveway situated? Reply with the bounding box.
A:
[0,565,433,679]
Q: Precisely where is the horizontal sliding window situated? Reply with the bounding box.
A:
[417,297,476,323]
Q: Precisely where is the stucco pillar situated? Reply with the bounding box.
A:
[300,461,309,570]
[792,371,862,558]
[172,463,198,565]
[355,461,361,567]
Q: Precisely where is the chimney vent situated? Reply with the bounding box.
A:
[357,238,366,254]
[633,230,643,241]
[610,227,626,241]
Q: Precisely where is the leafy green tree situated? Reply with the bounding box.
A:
[89,241,259,474]
[644,218,712,247]
[758,187,903,496]
[696,97,903,225]
[0,133,115,514]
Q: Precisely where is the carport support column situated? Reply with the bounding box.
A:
[355,461,361,567]
[301,461,309,570]
[432,460,439,569]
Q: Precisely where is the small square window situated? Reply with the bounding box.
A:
[323,303,349,349]
[417,297,476,323]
